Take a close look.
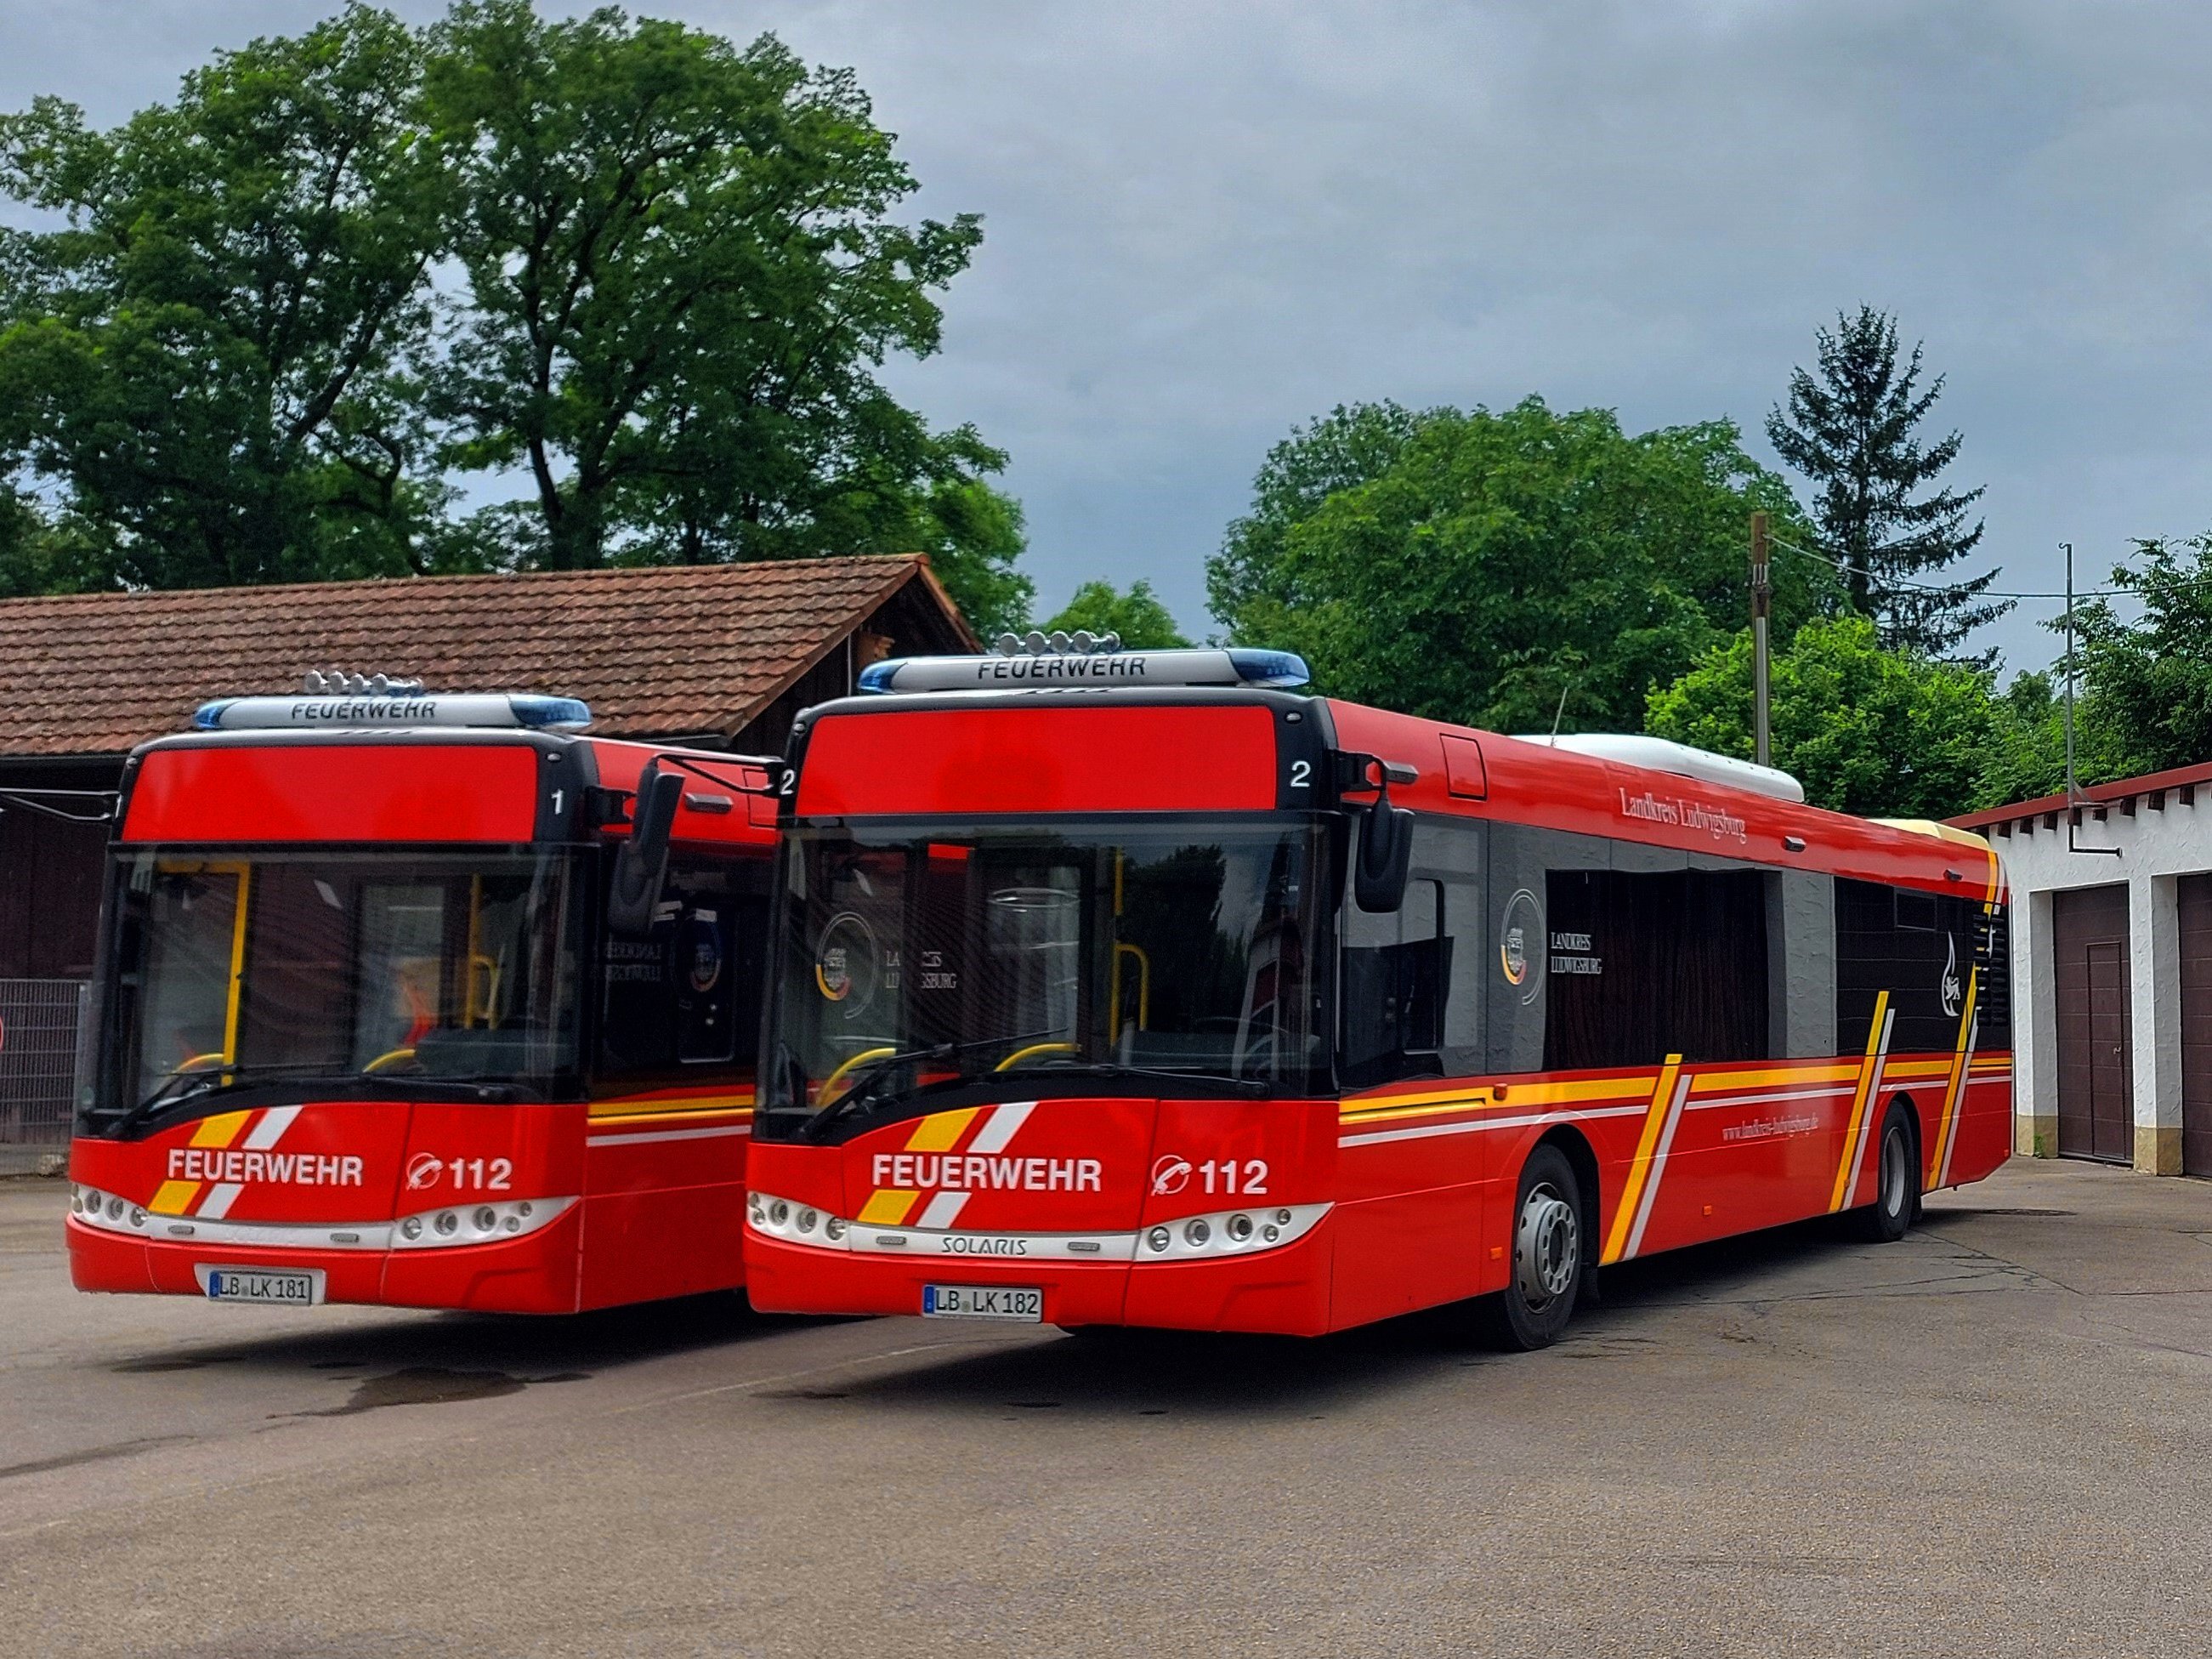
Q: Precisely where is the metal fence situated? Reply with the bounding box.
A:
[0,978,87,1150]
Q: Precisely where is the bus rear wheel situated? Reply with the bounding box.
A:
[1483,1145,1584,1350]
[1847,1105,1920,1243]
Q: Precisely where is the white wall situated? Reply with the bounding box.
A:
[1986,793,2211,1172]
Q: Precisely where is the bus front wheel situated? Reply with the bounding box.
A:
[1483,1145,1585,1351]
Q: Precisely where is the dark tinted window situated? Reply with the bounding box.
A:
[598,854,769,1081]
[1341,878,1449,1087]
[1543,866,1770,1070]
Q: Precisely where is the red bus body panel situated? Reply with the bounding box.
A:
[746,690,2014,1336]
[795,703,1280,817]
[122,744,543,844]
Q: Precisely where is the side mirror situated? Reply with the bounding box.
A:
[607,765,683,939]
[1353,791,1413,912]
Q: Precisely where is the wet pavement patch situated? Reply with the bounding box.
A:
[312,1366,527,1417]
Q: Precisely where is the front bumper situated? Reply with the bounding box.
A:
[743,1219,1336,1336]
[65,1204,586,1315]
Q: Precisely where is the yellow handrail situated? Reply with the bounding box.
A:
[1109,942,1151,1043]
[995,1040,1078,1072]
[818,1045,897,1105]
[361,1047,418,1075]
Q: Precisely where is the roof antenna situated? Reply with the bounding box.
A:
[1546,679,1575,746]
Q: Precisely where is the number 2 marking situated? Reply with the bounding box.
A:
[779,769,797,797]
[1289,760,1311,789]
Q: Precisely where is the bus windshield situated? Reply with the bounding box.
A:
[94,848,582,1122]
[759,819,1330,1121]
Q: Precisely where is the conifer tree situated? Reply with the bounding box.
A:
[1767,306,2005,660]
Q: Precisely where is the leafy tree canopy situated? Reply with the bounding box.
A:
[1767,305,2004,661]
[1040,578,1190,650]
[1209,397,1835,734]
[2064,533,2212,780]
[0,3,450,588]
[0,0,1034,633]
[1646,614,2005,819]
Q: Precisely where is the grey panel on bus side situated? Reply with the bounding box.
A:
[1485,821,1608,1076]
[1769,870,1837,1058]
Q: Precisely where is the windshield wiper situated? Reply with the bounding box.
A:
[802,1028,1062,1141]
[1002,1058,1268,1098]
[107,1060,350,1136]
[107,1060,521,1136]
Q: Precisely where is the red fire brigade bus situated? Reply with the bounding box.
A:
[67,677,778,1314]
[741,642,2012,1346]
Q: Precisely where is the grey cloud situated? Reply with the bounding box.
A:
[9,0,2212,663]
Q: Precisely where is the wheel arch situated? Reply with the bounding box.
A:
[1531,1124,1602,1267]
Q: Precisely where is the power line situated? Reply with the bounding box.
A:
[1766,531,2124,601]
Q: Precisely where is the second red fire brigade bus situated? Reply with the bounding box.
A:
[67,676,778,1314]
[742,642,2012,1346]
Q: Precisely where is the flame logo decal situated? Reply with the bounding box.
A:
[1941,934,1963,1019]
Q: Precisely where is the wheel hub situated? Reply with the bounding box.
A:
[1516,1183,1579,1307]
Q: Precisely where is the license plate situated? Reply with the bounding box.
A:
[922,1284,1041,1321]
[196,1266,325,1306]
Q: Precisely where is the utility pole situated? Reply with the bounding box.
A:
[1750,510,1772,768]
[2061,540,2078,801]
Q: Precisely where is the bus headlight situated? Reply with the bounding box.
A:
[1141,1204,1330,1261]
[392,1196,572,1249]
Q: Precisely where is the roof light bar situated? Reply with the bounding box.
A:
[859,639,1310,695]
[195,674,591,734]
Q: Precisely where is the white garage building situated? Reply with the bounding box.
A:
[1953,761,2212,1176]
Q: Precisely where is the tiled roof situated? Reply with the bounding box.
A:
[0,555,967,757]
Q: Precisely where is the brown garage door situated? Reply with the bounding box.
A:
[2053,883,2132,1163]
[2181,876,2212,1177]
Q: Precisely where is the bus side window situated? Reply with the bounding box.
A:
[1341,877,1449,1088]
[598,854,766,1081]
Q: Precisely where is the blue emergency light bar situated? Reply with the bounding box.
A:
[194,686,592,733]
[859,644,1310,695]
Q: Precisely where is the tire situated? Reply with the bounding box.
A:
[1483,1145,1585,1350]
[1847,1105,1920,1243]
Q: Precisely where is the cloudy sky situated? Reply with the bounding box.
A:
[8,1,2209,669]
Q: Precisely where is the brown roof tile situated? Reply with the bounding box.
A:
[0,556,966,757]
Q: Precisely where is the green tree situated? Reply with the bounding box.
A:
[1041,579,1191,650]
[1209,401,1429,630]
[1767,306,2003,660]
[2067,533,2212,778]
[424,0,1002,579]
[1646,615,2007,818]
[1207,398,1834,734]
[0,4,448,588]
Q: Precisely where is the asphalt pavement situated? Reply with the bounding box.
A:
[3,1157,2210,1658]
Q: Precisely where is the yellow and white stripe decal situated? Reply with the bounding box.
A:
[1931,974,1981,1189]
[853,1101,1035,1228]
[149,1108,258,1217]
[1829,991,1895,1213]
[1601,1054,1685,1267]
